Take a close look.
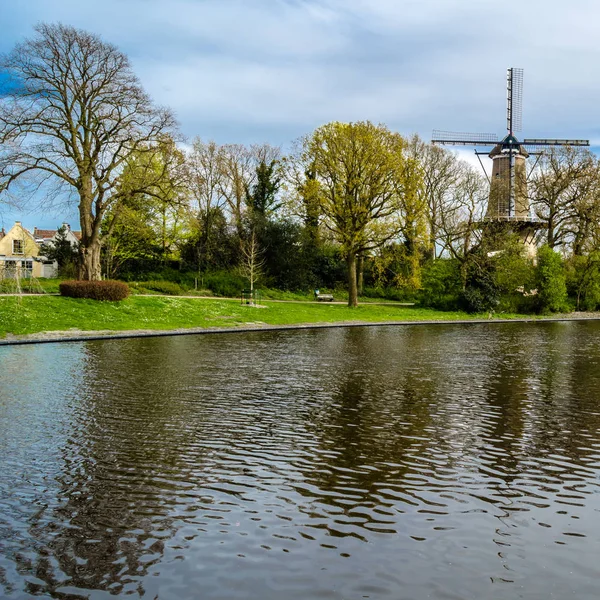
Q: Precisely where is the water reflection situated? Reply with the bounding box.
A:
[1,322,600,599]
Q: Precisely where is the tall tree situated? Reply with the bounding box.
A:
[219,143,279,239]
[114,138,187,263]
[0,23,176,279]
[436,162,487,289]
[245,159,282,219]
[529,147,595,250]
[411,137,460,260]
[303,121,406,307]
[186,138,227,273]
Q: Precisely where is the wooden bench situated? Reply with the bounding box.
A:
[315,293,334,302]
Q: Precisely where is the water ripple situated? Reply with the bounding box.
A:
[1,322,600,598]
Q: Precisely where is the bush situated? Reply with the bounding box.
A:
[202,271,247,297]
[136,280,183,295]
[59,280,130,301]
[419,259,462,310]
[459,287,498,314]
[535,245,569,313]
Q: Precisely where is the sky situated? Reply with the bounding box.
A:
[1,0,600,229]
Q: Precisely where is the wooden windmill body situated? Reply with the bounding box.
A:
[432,68,589,256]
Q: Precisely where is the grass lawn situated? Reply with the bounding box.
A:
[0,294,517,338]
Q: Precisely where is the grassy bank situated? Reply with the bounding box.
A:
[0,295,518,339]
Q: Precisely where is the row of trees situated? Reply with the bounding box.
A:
[2,24,600,310]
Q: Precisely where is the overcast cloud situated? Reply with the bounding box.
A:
[1,0,599,227]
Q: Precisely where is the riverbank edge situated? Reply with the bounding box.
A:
[1,315,599,346]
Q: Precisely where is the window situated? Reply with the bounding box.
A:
[12,239,24,254]
[23,260,33,278]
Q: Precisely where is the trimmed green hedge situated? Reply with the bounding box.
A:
[59,280,130,301]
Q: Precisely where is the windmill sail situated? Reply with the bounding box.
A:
[507,68,523,133]
[431,130,498,146]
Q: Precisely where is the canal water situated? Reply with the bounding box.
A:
[1,322,600,599]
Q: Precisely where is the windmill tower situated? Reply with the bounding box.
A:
[432,68,589,255]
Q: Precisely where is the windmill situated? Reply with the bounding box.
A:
[432,68,589,251]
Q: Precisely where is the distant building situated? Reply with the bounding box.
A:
[0,221,56,278]
[0,221,81,279]
[33,223,82,247]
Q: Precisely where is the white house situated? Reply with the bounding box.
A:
[33,223,82,247]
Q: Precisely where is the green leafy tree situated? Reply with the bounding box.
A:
[102,204,160,278]
[535,245,568,313]
[246,160,282,219]
[180,206,237,273]
[566,252,600,311]
[40,225,79,276]
[102,138,187,277]
[302,121,406,307]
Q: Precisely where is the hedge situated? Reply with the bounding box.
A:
[59,280,130,301]
[136,280,183,295]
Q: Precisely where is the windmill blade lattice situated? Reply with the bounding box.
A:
[431,130,498,146]
[507,68,523,133]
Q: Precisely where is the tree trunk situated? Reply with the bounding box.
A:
[547,215,555,249]
[459,260,468,291]
[357,254,364,297]
[79,242,102,280]
[347,253,358,308]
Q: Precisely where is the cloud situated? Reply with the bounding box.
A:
[1,1,599,146]
[2,0,600,150]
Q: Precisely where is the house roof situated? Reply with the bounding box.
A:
[33,228,56,240]
[33,227,82,241]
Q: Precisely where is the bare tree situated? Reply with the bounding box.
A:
[436,163,487,288]
[186,138,227,271]
[0,23,177,279]
[218,143,279,239]
[239,229,265,296]
[529,147,595,250]
[410,137,461,260]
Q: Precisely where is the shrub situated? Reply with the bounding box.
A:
[136,280,183,295]
[202,271,247,297]
[419,259,462,310]
[60,280,130,301]
[535,245,569,313]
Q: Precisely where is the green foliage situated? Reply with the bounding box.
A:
[535,245,569,313]
[458,232,537,314]
[246,160,282,217]
[303,121,409,306]
[40,226,79,276]
[493,241,536,313]
[180,207,237,274]
[371,242,428,297]
[135,280,184,295]
[59,280,130,301]
[419,259,462,310]
[202,271,247,297]
[459,279,500,314]
[566,253,600,311]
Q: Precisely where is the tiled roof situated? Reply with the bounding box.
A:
[33,227,82,241]
[33,228,56,239]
